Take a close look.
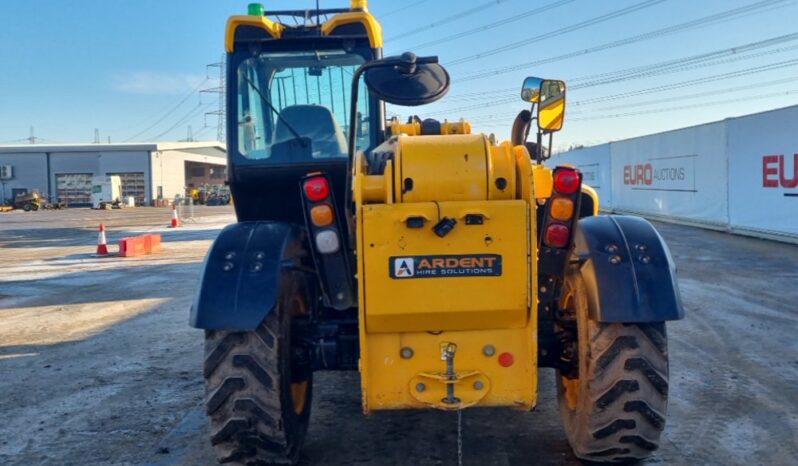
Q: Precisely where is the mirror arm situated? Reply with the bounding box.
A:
[523,102,535,145]
[347,65,367,164]
[346,54,434,162]
[344,54,443,249]
[344,61,375,250]
[536,129,543,164]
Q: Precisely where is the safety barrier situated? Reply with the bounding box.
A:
[119,234,163,257]
[555,104,798,243]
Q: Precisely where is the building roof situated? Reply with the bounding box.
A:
[0,141,226,154]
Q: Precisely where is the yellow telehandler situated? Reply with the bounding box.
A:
[192,2,683,464]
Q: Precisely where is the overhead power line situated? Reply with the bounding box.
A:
[444,32,798,104]
[458,0,791,81]
[448,30,798,101]
[149,103,215,141]
[123,78,209,142]
[192,125,214,140]
[427,55,798,117]
[387,0,509,42]
[572,57,798,106]
[380,0,430,18]
[447,0,668,66]
[569,88,798,121]
[587,75,798,111]
[407,0,578,51]
[466,75,798,124]
[570,37,798,86]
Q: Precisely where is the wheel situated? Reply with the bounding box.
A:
[556,269,669,463]
[31,203,39,211]
[203,273,312,465]
[22,203,32,212]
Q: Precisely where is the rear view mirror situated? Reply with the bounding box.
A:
[363,52,450,106]
[521,77,543,103]
[521,76,566,133]
[538,79,566,132]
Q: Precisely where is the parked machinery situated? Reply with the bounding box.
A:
[191,2,684,464]
[13,192,41,212]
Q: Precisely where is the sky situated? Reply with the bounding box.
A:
[1,0,797,151]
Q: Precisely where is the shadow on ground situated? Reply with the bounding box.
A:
[0,227,225,249]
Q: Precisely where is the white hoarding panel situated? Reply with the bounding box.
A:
[727,106,798,237]
[610,122,728,225]
[554,144,613,208]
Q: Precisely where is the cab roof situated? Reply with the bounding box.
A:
[225,2,383,52]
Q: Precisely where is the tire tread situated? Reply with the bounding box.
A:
[203,280,311,466]
[557,278,670,464]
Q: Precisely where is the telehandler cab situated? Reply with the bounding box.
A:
[191,2,684,464]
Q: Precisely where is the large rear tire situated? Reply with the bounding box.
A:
[203,273,312,465]
[557,270,669,463]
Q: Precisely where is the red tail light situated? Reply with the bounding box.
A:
[304,177,330,201]
[544,223,570,248]
[553,169,580,194]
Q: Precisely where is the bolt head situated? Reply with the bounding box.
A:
[224,251,236,260]
[605,244,619,254]
[609,255,622,265]
[640,255,652,264]
[482,344,496,357]
[473,380,484,391]
[415,382,426,392]
[254,251,265,260]
[250,262,263,272]
[222,261,234,271]
[400,347,414,359]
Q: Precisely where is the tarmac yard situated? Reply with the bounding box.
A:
[1,207,797,466]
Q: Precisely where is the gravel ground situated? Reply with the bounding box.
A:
[1,207,796,466]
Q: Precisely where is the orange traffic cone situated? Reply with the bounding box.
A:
[96,224,109,255]
[170,203,180,228]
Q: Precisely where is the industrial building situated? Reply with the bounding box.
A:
[0,142,226,206]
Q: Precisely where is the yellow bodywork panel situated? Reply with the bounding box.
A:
[395,134,490,203]
[226,8,383,52]
[388,118,472,136]
[361,200,529,333]
[320,11,384,48]
[582,184,600,214]
[362,326,537,411]
[225,15,284,52]
[393,134,516,203]
[531,164,553,200]
[356,136,541,413]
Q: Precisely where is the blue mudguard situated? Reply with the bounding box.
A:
[573,215,685,322]
[190,221,306,330]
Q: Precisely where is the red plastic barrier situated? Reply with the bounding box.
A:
[118,236,146,257]
[119,233,163,257]
[144,234,162,253]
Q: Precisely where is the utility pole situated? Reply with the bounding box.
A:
[94,128,100,144]
[180,125,195,143]
[28,126,39,144]
[201,54,226,142]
